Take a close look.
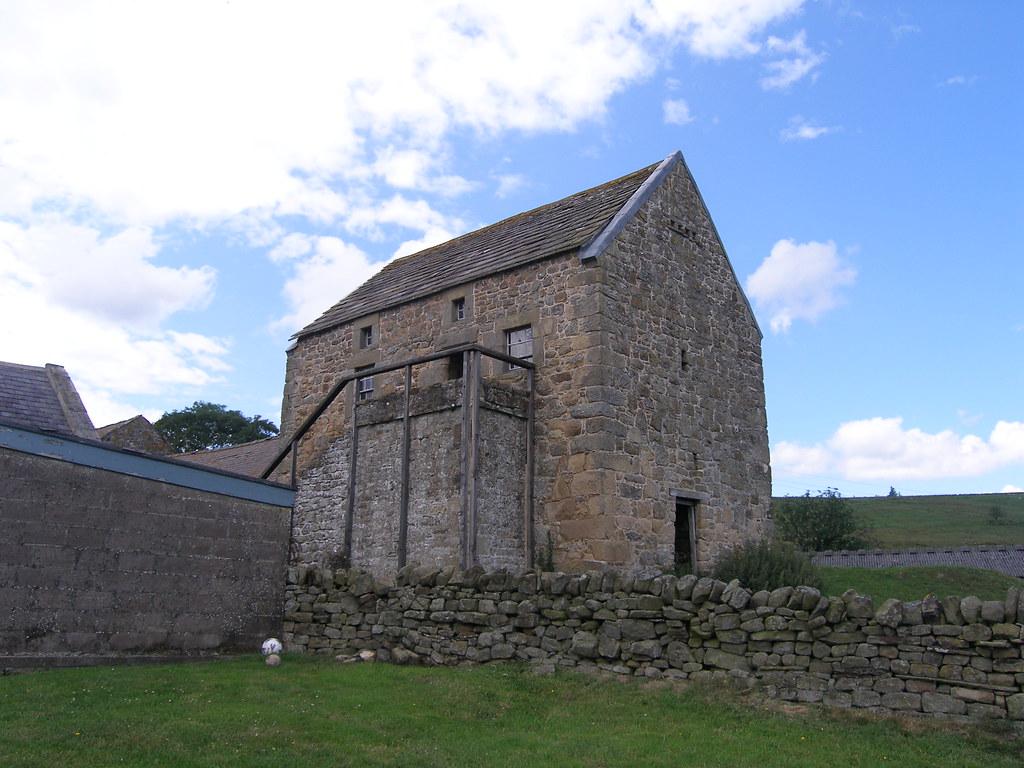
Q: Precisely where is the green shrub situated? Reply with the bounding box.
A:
[712,539,824,592]
[773,488,873,552]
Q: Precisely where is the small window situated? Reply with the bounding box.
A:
[359,325,374,349]
[451,297,466,322]
[355,365,374,401]
[506,325,533,370]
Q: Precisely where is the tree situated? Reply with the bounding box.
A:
[772,488,872,552]
[154,401,279,453]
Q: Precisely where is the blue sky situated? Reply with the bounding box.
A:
[1,1,1021,498]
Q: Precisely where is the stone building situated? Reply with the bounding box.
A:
[275,151,771,578]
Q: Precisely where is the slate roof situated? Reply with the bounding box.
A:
[0,361,97,438]
[812,546,1024,579]
[177,436,285,479]
[296,156,670,339]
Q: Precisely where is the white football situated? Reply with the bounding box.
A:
[261,637,283,655]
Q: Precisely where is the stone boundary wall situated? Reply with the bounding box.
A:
[283,566,1024,723]
[1,433,292,668]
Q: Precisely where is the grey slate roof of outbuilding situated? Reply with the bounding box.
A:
[295,156,670,339]
[0,361,98,439]
[177,436,285,479]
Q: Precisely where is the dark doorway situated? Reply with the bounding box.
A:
[447,353,464,380]
[674,498,697,574]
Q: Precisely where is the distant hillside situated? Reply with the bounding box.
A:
[771,492,1024,549]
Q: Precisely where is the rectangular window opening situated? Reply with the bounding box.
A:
[447,353,464,380]
[359,325,374,349]
[506,325,533,370]
[355,364,374,401]
[452,297,466,322]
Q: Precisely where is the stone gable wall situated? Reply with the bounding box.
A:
[283,566,1024,723]
[562,160,771,570]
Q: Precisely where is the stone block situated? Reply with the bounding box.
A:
[874,598,903,628]
[922,692,968,715]
[880,692,921,711]
[703,648,751,673]
[952,687,995,705]
[980,601,1005,624]
[570,630,599,658]
[1007,693,1024,721]
[960,596,982,623]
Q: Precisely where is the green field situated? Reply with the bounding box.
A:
[771,492,1024,601]
[1,657,1020,767]
[821,565,1024,604]
[773,492,1024,549]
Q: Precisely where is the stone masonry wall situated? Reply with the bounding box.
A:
[291,380,528,578]
[283,566,1024,723]
[572,159,772,570]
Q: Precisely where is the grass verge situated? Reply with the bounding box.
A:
[1,656,1021,767]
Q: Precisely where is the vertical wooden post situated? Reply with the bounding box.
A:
[524,366,535,569]
[459,350,471,569]
[398,364,412,568]
[467,349,481,567]
[344,384,359,565]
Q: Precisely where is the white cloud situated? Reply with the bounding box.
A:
[958,409,984,427]
[0,221,215,329]
[271,236,387,334]
[745,239,857,332]
[761,30,825,90]
[774,418,1024,483]
[493,173,528,199]
[780,116,837,141]
[0,0,814,412]
[0,219,227,419]
[640,0,805,59]
[939,75,977,88]
[0,1,811,231]
[663,98,695,125]
[1003,485,1024,493]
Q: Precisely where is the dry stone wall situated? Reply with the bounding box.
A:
[283,566,1024,723]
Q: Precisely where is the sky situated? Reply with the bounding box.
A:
[1,1,1021,499]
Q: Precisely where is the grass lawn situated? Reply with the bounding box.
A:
[821,565,1024,604]
[1,657,1021,767]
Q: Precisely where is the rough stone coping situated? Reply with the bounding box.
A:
[287,563,1024,628]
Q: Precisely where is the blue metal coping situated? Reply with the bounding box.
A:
[0,421,295,508]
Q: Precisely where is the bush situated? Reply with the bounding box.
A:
[711,539,824,592]
[772,488,872,552]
